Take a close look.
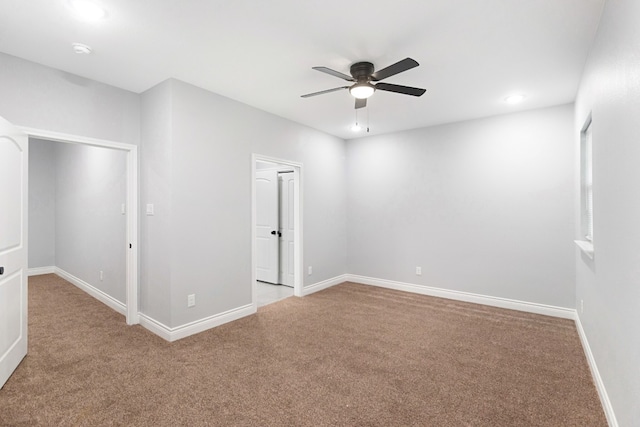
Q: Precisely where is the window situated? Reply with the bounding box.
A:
[576,115,594,258]
[581,117,593,242]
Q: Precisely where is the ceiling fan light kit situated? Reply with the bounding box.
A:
[349,83,375,99]
[302,57,426,110]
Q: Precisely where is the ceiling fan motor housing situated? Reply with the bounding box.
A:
[350,62,375,82]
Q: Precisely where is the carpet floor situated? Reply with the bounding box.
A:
[0,274,606,426]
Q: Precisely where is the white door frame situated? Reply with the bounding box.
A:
[20,127,139,325]
[251,154,303,308]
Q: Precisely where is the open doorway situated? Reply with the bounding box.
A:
[29,138,127,314]
[22,127,139,325]
[251,154,302,308]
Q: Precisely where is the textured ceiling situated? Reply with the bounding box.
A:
[0,0,605,139]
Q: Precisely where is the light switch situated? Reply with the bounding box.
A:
[121,204,126,215]
[146,204,154,216]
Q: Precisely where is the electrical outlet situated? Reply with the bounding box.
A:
[187,294,196,308]
[580,299,584,314]
[416,266,422,276]
[99,271,104,281]
[308,266,313,275]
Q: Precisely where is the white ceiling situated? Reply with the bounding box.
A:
[0,0,605,140]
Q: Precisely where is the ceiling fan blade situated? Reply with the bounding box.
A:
[374,82,426,97]
[371,58,419,81]
[355,98,367,109]
[312,66,355,81]
[301,86,349,98]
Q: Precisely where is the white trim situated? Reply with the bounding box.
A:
[575,314,619,427]
[294,166,303,297]
[251,154,304,312]
[302,274,348,296]
[346,274,575,319]
[20,126,139,325]
[256,166,295,173]
[54,267,126,316]
[574,240,594,259]
[125,143,139,325]
[20,126,135,151]
[139,304,256,342]
[251,159,258,311]
[27,266,55,276]
[138,314,173,341]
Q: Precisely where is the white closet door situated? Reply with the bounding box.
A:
[0,116,28,389]
[256,170,279,284]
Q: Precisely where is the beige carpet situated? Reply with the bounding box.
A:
[0,274,606,426]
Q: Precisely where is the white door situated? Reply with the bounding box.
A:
[278,172,295,287]
[0,117,28,389]
[256,170,279,284]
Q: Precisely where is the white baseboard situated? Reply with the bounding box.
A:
[139,303,256,342]
[575,314,618,427]
[43,265,256,343]
[302,274,348,296]
[345,274,575,319]
[28,266,56,276]
[138,314,173,341]
[54,267,126,316]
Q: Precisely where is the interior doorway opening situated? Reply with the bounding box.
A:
[251,154,302,308]
[22,127,139,325]
[28,138,128,315]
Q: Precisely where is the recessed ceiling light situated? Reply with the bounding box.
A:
[72,43,93,54]
[66,0,107,22]
[504,94,526,104]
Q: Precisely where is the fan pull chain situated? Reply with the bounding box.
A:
[367,105,370,133]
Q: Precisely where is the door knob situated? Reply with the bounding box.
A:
[0,266,4,275]
[271,230,277,235]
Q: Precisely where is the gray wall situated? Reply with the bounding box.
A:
[28,139,127,304]
[28,139,56,268]
[55,142,127,303]
[0,52,140,145]
[142,79,348,328]
[574,0,640,424]
[140,80,173,326]
[347,104,576,308]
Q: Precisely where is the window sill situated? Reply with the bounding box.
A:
[574,240,594,259]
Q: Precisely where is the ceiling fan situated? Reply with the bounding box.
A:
[301,58,426,109]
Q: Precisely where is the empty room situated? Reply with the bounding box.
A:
[0,0,637,425]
